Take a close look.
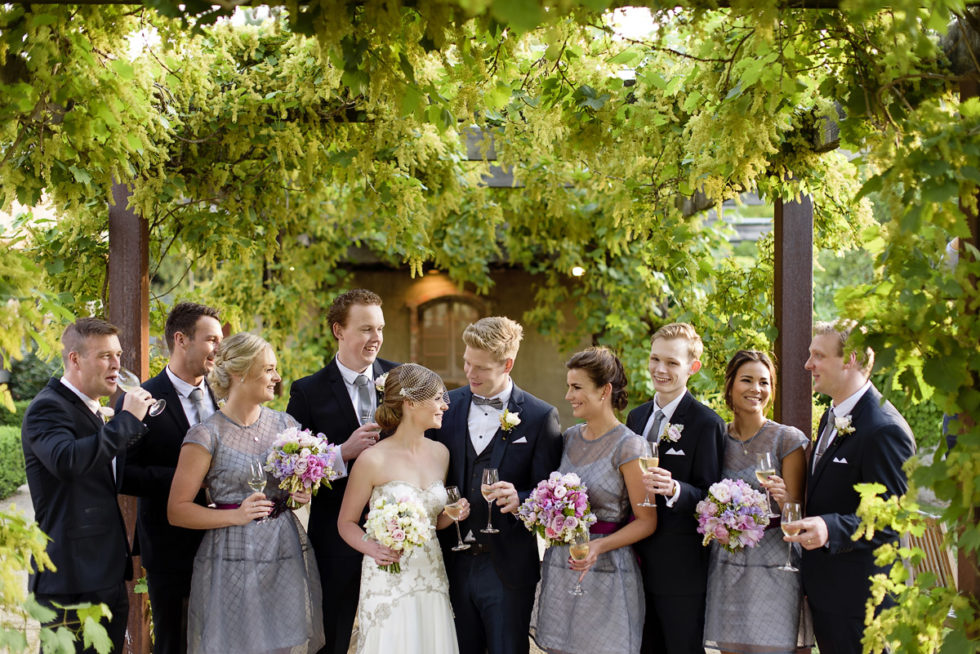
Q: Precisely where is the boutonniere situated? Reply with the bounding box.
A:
[500,409,521,432]
[660,422,684,443]
[834,414,855,438]
[98,406,115,423]
[375,373,389,395]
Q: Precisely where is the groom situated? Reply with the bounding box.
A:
[784,321,915,654]
[433,316,562,654]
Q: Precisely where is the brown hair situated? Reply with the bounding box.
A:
[461,316,523,362]
[813,320,874,375]
[61,317,118,366]
[327,289,382,338]
[164,302,220,352]
[566,346,629,411]
[723,350,777,411]
[375,364,446,433]
[651,322,704,361]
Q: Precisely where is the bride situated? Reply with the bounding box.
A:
[338,363,469,654]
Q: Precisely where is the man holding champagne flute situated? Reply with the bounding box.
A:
[433,316,562,654]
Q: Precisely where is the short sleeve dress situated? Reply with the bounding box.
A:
[703,420,814,653]
[184,407,325,654]
[532,423,646,654]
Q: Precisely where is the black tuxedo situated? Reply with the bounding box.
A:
[803,385,914,653]
[627,390,725,654]
[120,369,213,654]
[432,383,562,654]
[21,378,147,653]
[286,356,398,654]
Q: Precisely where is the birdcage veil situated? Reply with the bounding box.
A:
[392,363,444,402]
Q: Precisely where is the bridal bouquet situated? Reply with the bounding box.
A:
[517,471,597,546]
[265,426,342,506]
[363,495,431,573]
[695,478,770,553]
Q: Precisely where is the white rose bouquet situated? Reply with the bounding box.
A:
[363,494,431,573]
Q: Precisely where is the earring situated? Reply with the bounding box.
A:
[240,377,245,383]
[600,395,606,402]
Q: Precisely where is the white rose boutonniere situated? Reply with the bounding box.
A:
[660,422,684,443]
[98,406,115,423]
[500,409,521,432]
[375,373,389,394]
[834,414,855,438]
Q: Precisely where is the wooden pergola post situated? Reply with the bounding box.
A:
[773,194,814,435]
[107,181,152,654]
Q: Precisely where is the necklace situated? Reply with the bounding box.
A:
[728,420,770,455]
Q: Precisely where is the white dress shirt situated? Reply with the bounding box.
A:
[822,380,872,451]
[336,357,376,415]
[60,376,115,479]
[468,379,513,456]
[165,366,215,426]
[644,391,686,507]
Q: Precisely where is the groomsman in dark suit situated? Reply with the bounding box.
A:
[287,289,398,654]
[627,323,725,654]
[22,317,154,653]
[433,316,562,654]
[784,321,915,654]
[121,302,222,654]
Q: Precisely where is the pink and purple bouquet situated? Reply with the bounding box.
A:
[517,471,597,546]
[363,495,431,573]
[265,426,342,506]
[695,478,770,553]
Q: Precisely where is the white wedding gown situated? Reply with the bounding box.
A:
[353,480,459,654]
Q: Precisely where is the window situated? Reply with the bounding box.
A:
[417,298,482,388]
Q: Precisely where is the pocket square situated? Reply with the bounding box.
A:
[665,448,685,456]
[512,436,528,444]
[832,456,848,464]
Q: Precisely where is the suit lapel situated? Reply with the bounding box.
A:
[450,387,471,489]
[51,380,103,432]
[489,384,524,470]
[327,358,359,427]
[371,360,387,405]
[630,401,655,436]
[157,373,191,434]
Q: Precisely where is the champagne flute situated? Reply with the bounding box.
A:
[444,486,470,551]
[778,502,802,572]
[116,367,166,417]
[755,452,779,518]
[480,468,500,534]
[248,458,268,522]
[637,441,659,507]
[568,530,591,596]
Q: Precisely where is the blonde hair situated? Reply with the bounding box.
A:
[651,322,704,362]
[462,316,523,362]
[208,332,272,400]
[813,320,874,375]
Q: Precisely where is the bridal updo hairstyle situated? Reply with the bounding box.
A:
[208,332,272,400]
[375,363,446,433]
[565,346,629,411]
[723,350,777,411]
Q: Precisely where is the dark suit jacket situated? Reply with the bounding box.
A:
[119,369,212,574]
[21,378,147,594]
[802,385,915,617]
[627,390,725,595]
[432,383,562,589]
[286,357,399,559]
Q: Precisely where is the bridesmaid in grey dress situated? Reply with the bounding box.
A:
[532,347,656,654]
[703,350,813,653]
[169,333,326,654]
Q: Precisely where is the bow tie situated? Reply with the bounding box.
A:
[472,395,504,410]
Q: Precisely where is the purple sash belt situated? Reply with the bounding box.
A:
[215,496,290,519]
[765,516,782,531]
[590,520,623,535]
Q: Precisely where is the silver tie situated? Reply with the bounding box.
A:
[812,408,836,471]
[355,374,374,425]
[189,387,209,425]
[647,409,665,443]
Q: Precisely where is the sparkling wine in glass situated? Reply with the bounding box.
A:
[568,530,591,596]
[480,468,500,534]
[637,441,659,508]
[116,367,166,417]
[778,502,802,572]
[445,486,470,551]
[755,452,779,518]
[248,458,268,522]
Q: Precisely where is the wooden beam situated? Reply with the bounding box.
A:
[773,194,813,435]
[107,181,152,654]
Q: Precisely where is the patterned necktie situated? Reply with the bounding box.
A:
[812,407,836,471]
[355,375,374,425]
[648,409,665,443]
[189,387,209,425]
[473,395,504,410]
